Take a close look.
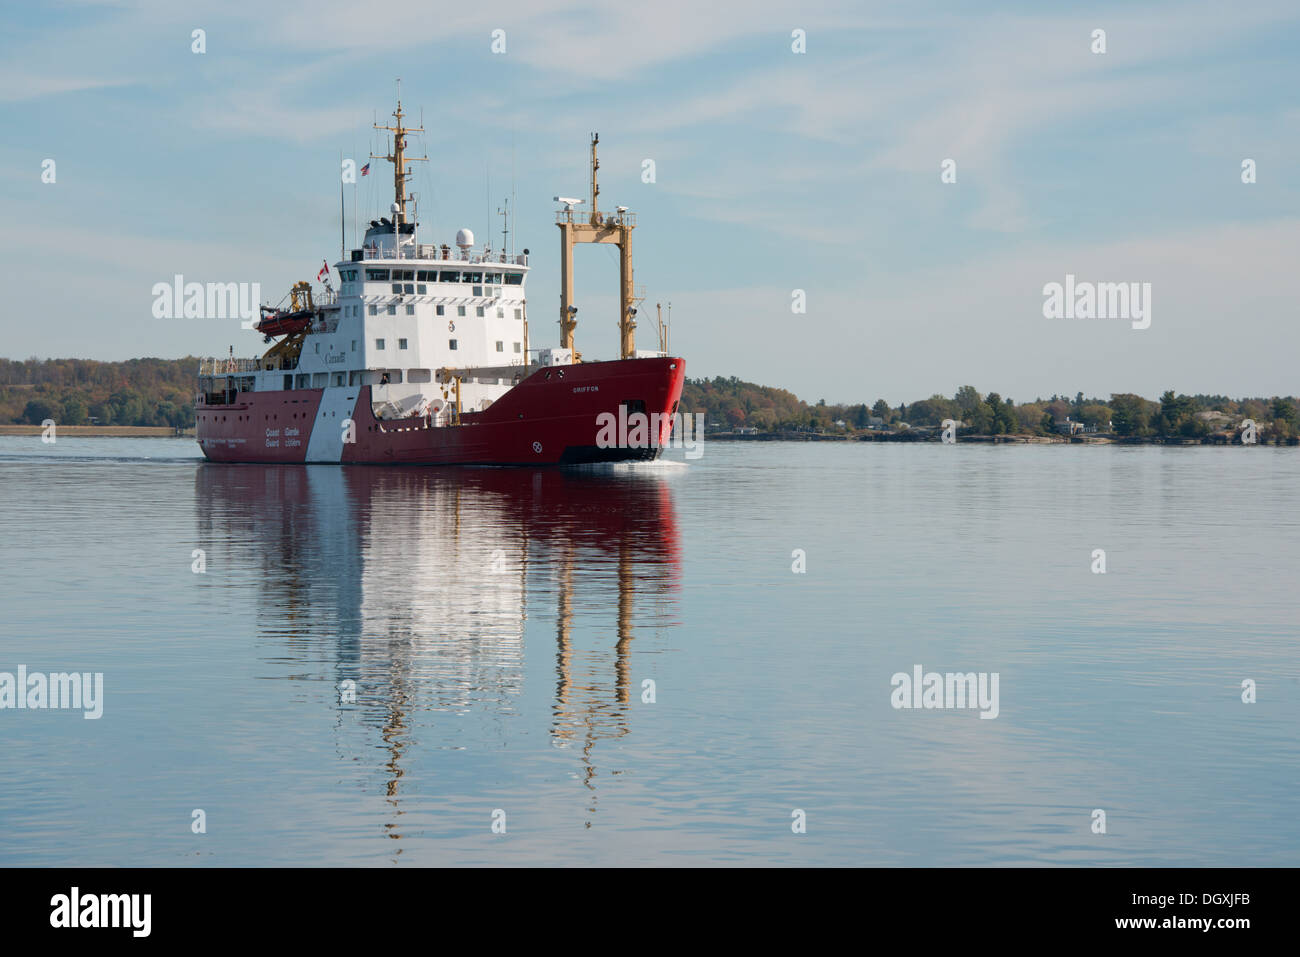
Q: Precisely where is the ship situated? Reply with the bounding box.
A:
[196,97,684,465]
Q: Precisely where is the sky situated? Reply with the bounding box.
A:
[1,0,1298,405]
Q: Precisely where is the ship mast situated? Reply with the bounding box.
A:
[371,82,427,227]
[589,133,600,226]
[557,133,638,360]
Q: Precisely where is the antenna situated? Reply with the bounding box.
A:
[511,131,517,258]
[497,199,510,263]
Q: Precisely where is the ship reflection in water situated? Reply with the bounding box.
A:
[195,463,681,845]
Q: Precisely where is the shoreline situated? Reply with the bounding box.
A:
[706,431,1296,446]
[0,423,1290,446]
[0,425,192,438]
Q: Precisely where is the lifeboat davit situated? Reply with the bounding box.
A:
[256,307,314,338]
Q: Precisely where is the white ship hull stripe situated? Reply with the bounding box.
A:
[304,387,358,462]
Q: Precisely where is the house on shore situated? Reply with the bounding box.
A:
[1053,416,1099,435]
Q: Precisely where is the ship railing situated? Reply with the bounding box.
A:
[259,290,337,308]
[198,357,261,375]
[353,244,528,266]
[555,209,636,228]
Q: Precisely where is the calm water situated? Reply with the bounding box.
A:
[1,436,1297,866]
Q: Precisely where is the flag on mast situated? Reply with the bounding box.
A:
[317,260,330,283]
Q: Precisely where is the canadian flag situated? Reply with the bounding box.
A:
[317,261,330,282]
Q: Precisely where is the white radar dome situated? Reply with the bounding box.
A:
[456,228,475,248]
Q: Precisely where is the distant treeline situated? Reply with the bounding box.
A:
[2,359,1296,441]
[0,357,197,428]
[681,376,1300,441]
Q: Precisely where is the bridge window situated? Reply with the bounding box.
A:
[504,271,523,285]
[362,369,402,386]
[440,270,461,283]
[463,271,482,284]
[417,284,426,294]
[366,269,389,281]
[391,283,402,294]
[404,283,414,294]
[396,269,414,280]
[417,270,435,281]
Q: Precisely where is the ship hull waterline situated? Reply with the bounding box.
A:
[196,356,686,466]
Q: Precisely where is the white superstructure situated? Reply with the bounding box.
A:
[200,96,536,425]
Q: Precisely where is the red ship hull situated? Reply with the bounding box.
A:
[197,356,686,466]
